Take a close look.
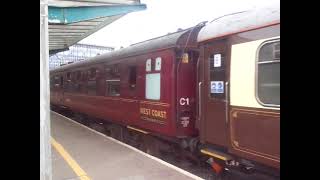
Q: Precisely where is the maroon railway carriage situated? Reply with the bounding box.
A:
[50,25,204,142]
[196,5,280,177]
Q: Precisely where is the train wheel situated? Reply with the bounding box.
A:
[122,130,139,148]
[140,135,160,157]
[74,113,89,126]
[109,125,123,141]
[89,122,106,134]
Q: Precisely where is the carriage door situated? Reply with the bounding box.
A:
[200,40,229,147]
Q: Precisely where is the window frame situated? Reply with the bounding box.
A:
[64,72,73,92]
[145,72,161,100]
[88,68,97,80]
[128,66,137,90]
[60,75,64,87]
[255,38,280,108]
[146,58,151,72]
[145,57,162,101]
[106,79,120,96]
[155,57,162,71]
[86,67,98,96]
[105,64,121,97]
[72,70,82,93]
[87,79,97,96]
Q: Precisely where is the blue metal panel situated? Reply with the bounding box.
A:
[48,4,146,24]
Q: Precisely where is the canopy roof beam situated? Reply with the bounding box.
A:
[48,4,146,24]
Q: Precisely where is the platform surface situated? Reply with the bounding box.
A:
[51,111,202,180]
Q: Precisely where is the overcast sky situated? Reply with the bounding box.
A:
[80,0,279,49]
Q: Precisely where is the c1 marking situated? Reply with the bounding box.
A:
[180,98,190,106]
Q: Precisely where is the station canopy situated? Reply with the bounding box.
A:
[48,0,146,54]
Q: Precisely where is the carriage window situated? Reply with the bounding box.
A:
[106,80,120,96]
[86,68,97,95]
[72,71,81,92]
[87,80,96,96]
[76,71,81,81]
[67,72,71,80]
[155,57,162,71]
[105,64,120,79]
[146,73,160,100]
[89,68,97,80]
[146,59,151,72]
[60,76,63,87]
[53,76,59,89]
[105,64,120,96]
[70,72,75,92]
[50,77,54,90]
[65,72,73,92]
[129,66,137,89]
[257,40,280,106]
[53,76,60,87]
[54,76,58,84]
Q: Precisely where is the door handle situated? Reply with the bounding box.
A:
[225,81,229,124]
[198,82,202,121]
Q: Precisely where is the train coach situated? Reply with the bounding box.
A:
[196,5,280,178]
[50,24,204,152]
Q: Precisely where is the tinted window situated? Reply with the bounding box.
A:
[106,80,120,96]
[87,80,96,96]
[105,65,120,96]
[50,77,54,90]
[129,66,137,89]
[257,40,280,106]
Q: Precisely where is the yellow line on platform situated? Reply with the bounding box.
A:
[51,137,91,180]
